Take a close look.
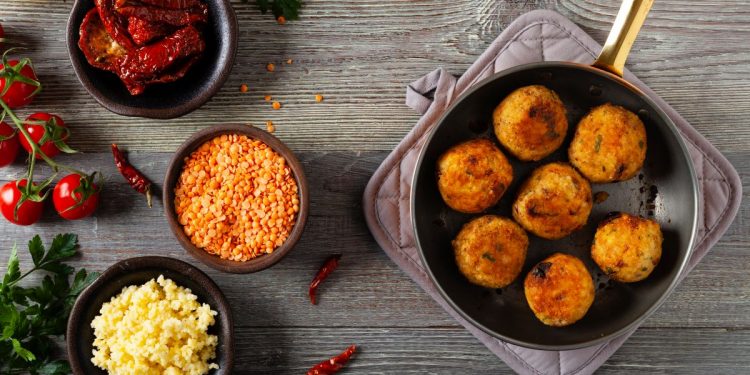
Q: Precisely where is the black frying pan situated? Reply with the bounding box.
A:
[412,0,698,350]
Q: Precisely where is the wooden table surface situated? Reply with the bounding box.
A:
[1,0,748,373]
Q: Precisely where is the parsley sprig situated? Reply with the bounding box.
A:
[255,0,303,20]
[0,234,98,374]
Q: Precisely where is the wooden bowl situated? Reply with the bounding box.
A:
[66,0,238,119]
[163,124,310,273]
[67,256,234,374]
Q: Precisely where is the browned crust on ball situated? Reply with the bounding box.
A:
[437,138,514,213]
[512,162,593,239]
[524,253,595,327]
[591,212,663,282]
[452,215,529,288]
[493,85,568,161]
[568,103,647,183]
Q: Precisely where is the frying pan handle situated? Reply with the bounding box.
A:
[593,0,654,77]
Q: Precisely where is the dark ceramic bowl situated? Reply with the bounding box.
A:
[66,0,238,119]
[164,124,310,273]
[67,256,234,374]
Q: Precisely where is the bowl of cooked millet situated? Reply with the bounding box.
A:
[164,124,309,273]
[67,256,234,375]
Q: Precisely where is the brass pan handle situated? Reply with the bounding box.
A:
[593,0,654,77]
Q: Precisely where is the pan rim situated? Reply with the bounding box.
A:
[411,61,699,351]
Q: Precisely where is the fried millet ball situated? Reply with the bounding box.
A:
[512,162,592,240]
[493,85,568,161]
[452,215,529,289]
[569,103,647,183]
[436,138,513,213]
[524,253,595,327]
[591,212,663,283]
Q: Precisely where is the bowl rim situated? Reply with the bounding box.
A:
[66,255,234,374]
[65,0,238,119]
[163,123,310,273]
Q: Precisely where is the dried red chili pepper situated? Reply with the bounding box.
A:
[114,25,205,95]
[307,345,357,375]
[116,4,208,26]
[111,143,153,207]
[309,254,342,305]
[95,0,135,50]
[127,17,174,45]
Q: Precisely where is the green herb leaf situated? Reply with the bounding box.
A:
[0,233,98,374]
[594,134,603,153]
[29,236,44,266]
[11,338,35,361]
[254,0,302,20]
[4,244,20,285]
[36,360,72,375]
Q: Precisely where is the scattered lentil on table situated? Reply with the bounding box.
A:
[174,134,299,261]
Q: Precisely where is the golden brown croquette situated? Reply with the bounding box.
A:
[524,253,595,327]
[569,103,647,183]
[493,85,568,161]
[591,212,663,283]
[512,162,593,240]
[437,138,513,213]
[452,215,529,288]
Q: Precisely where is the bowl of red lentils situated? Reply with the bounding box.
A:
[164,124,309,273]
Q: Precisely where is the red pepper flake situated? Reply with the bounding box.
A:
[315,94,324,103]
[277,16,286,25]
[112,143,153,207]
[264,95,272,102]
[266,63,275,72]
[309,254,341,305]
[272,101,282,110]
[240,84,249,93]
[307,344,357,375]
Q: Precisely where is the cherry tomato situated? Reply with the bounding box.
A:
[19,113,68,159]
[53,174,100,220]
[0,179,44,226]
[0,59,39,109]
[0,121,19,167]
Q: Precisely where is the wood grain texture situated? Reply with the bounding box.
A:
[1,150,748,374]
[0,1,748,153]
[0,0,748,373]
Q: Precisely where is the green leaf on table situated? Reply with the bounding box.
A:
[36,360,72,375]
[0,233,98,374]
[69,269,98,298]
[254,0,302,20]
[11,338,36,361]
[46,233,78,262]
[28,235,44,266]
[4,244,20,285]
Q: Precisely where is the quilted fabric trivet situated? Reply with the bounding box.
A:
[362,9,742,375]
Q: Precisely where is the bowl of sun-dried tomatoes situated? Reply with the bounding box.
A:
[66,0,237,119]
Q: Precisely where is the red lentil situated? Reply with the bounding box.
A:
[174,134,299,261]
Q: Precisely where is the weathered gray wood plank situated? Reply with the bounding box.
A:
[0,0,748,372]
[0,1,747,152]
[0,151,747,331]
[222,327,750,374]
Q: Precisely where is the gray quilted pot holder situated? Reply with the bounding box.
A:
[362,9,742,375]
